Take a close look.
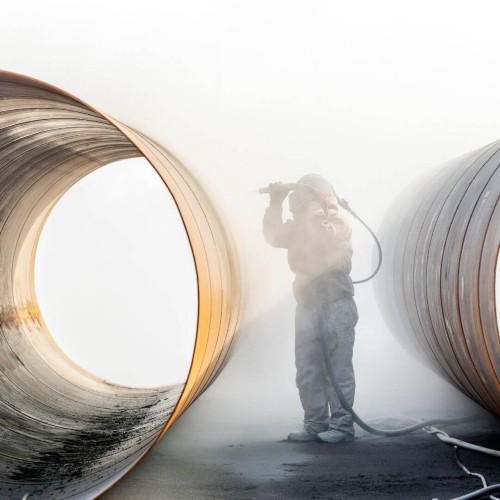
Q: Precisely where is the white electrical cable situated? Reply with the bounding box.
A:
[425,427,500,500]
[425,426,500,458]
[454,446,500,500]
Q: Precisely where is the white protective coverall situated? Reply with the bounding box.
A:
[263,200,358,435]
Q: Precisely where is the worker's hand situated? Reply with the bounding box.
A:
[268,182,289,206]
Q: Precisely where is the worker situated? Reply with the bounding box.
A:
[262,174,358,443]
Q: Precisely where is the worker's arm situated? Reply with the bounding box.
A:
[263,205,294,248]
[262,182,293,248]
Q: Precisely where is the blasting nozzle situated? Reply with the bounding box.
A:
[258,182,350,212]
[258,183,296,194]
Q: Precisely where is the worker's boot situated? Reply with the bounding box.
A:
[287,426,319,442]
[316,429,354,443]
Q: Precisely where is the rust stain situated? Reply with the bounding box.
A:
[0,301,42,330]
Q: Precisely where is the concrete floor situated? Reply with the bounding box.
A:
[103,400,500,500]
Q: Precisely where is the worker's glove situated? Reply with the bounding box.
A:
[268,182,289,207]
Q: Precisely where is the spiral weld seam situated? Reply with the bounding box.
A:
[376,141,499,417]
[0,70,241,499]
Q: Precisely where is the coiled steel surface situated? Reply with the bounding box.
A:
[376,141,499,417]
[0,71,240,498]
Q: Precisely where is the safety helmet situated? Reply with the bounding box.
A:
[289,173,338,214]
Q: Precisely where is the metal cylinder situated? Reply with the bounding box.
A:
[375,141,499,417]
[0,71,240,498]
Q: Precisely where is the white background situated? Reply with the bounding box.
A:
[1,1,498,415]
[35,158,197,387]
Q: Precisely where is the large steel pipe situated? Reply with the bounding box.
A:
[376,141,499,417]
[0,71,240,498]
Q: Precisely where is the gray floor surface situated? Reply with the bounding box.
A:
[103,399,500,500]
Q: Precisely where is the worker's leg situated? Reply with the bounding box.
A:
[295,303,329,433]
[319,297,358,436]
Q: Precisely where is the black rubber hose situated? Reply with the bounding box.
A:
[320,337,471,437]
[258,182,383,284]
[339,201,382,284]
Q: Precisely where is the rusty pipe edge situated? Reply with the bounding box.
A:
[375,141,499,417]
[0,70,241,498]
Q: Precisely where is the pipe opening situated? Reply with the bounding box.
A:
[0,71,240,498]
[34,157,197,389]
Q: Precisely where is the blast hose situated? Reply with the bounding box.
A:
[319,336,472,437]
[259,182,383,283]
